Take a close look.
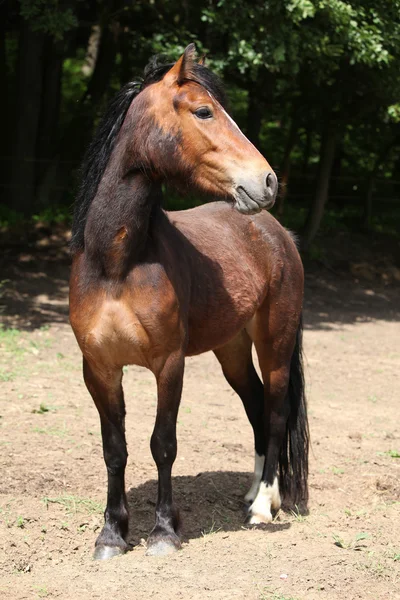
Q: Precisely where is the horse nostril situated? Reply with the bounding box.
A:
[266,172,278,196]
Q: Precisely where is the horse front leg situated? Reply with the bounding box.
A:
[147,352,184,556]
[83,358,129,560]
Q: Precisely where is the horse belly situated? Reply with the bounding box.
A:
[186,273,266,356]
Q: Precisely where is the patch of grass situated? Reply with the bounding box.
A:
[0,325,24,354]
[259,590,299,600]
[333,533,348,548]
[32,424,68,437]
[32,403,52,414]
[377,450,400,458]
[43,494,104,515]
[386,450,400,458]
[16,516,25,528]
[33,586,49,598]
[0,369,16,382]
[368,394,378,404]
[201,520,221,537]
[290,505,307,522]
[358,558,387,579]
[385,548,400,561]
[33,205,72,225]
[333,532,370,550]
[29,337,54,354]
[355,532,369,542]
[331,466,345,475]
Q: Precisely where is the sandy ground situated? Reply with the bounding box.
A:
[0,247,399,600]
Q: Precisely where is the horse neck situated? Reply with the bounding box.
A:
[84,141,162,279]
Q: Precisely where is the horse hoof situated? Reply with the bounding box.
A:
[93,544,126,560]
[246,510,273,526]
[146,534,181,556]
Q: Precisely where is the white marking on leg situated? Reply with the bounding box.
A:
[248,476,281,525]
[244,453,264,503]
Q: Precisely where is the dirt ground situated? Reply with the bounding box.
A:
[0,236,399,600]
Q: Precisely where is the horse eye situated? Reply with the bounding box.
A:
[194,107,213,120]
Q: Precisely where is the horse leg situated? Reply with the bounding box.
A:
[214,330,265,504]
[247,306,308,525]
[83,358,129,559]
[147,352,184,556]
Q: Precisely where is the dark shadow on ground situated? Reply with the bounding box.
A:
[126,471,291,547]
[0,243,70,330]
[303,270,400,330]
[1,230,400,331]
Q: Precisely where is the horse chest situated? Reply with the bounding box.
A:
[79,298,152,369]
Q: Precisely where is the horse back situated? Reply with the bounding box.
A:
[167,202,302,355]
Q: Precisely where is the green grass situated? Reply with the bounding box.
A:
[260,591,300,600]
[16,516,25,528]
[31,402,58,414]
[0,204,72,228]
[0,325,24,354]
[33,586,49,599]
[331,466,345,475]
[385,449,400,458]
[201,520,222,537]
[333,532,370,550]
[377,450,400,458]
[32,423,69,437]
[42,494,104,515]
[0,368,16,382]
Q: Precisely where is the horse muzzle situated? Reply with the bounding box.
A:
[233,171,278,215]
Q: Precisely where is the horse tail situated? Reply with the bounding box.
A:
[279,314,309,511]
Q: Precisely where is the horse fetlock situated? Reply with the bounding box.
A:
[244,452,265,504]
[247,478,281,525]
[146,527,181,556]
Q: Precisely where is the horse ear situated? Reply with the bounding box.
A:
[164,43,197,85]
[198,54,207,66]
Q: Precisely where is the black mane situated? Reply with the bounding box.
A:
[70,58,227,253]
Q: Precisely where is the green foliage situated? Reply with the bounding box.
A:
[2,0,400,243]
[19,0,78,40]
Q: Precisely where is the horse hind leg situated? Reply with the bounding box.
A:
[213,330,265,505]
[83,358,129,559]
[247,307,309,525]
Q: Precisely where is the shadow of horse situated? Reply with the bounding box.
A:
[126,470,291,546]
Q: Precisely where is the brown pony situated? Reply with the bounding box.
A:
[69,44,309,560]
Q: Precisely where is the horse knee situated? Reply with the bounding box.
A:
[150,430,177,467]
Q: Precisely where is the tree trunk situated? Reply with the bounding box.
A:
[302,128,312,175]
[363,136,399,230]
[363,175,375,230]
[35,38,64,205]
[302,121,338,251]
[49,20,120,205]
[0,3,9,203]
[246,82,263,149]
[276,114,298,218]
[82,21,119,110]
[8,21,45,214]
